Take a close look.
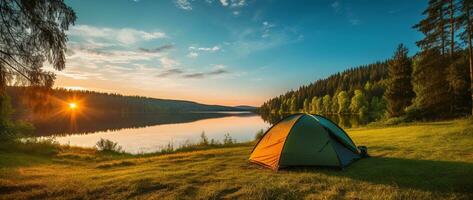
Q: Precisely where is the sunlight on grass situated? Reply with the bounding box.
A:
[1,118,472,199]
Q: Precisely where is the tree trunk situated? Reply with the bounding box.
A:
[467,3,473,115]
[450,0,455,58]
[440,5,446,55]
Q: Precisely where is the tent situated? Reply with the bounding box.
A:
[249,114,366,170]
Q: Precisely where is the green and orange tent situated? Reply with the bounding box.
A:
[250,114,367,170]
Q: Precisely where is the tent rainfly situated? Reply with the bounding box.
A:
[249,114,367,170]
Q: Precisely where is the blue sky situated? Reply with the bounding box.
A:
[53,0,426,106]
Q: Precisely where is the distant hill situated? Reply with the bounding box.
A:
[234,105,258,111]
[6,87,250,120]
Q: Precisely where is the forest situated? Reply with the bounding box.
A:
[259,0,473,122]
[6,87,247,122]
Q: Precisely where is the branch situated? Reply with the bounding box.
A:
[0,56,32,82]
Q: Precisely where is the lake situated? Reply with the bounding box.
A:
[32,112,369,154]
[34,112,270,154]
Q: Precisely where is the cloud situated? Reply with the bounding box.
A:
[330,1,360,26]
[183,72,205,78]
[138,44,174,53]
[188,45,221,52]
[187,52,199,58]
[175,0,192,10]
[227,22,302,56]
[208,68,229,75]
[156,68,184,77]
[233,11,240,15]
[331,1,341,13]
[182,65,230,79]
[68,25,166,45]
[231,0,246,7]
[219,0,229,6]
[160,57,179,68]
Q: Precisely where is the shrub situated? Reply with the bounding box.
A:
[0,95,34,141]
[96,138,123,153]
[223,133,236,145]
[254,129,265,141]
[199,132,209,146]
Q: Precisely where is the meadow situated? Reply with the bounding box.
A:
[1,118,472,199]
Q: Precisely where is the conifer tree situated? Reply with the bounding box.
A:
[410,49,451,118]
[459,0,473,114]
[384,44,415,117]
[414,0,449,55]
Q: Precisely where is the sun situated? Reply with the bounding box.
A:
[68,102,77,110]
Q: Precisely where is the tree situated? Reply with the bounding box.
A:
[337,91,350,114]
[369,96,386,119]
[459,0,473,114]
[350,90,369,115]
[0,0,76,94]
[322,95,331,114]
[447,55,471,115]
[303,98,310,113]
[384,44,415,117]
[413,0,449,55]
[289,95,297,113]
[331,94,339,114]
[311,96,318,114]
[410,49,451,118]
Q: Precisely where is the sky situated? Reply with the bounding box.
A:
[51,0,426,106]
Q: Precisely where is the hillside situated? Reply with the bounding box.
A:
[6,87,250,119]
[259,61,388,116]
[1,118,472,199]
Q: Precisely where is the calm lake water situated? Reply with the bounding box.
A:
[37,112,270,154]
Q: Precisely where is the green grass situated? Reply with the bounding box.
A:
[1,118,473,199]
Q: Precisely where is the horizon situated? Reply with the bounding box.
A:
[49,0,425,106]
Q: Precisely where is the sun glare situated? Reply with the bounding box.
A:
[69,102,77,110]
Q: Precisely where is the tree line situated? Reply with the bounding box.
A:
[260,0,473,121]
[259,61,389,119]
[7,87,243,121]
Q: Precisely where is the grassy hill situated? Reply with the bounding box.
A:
[1,118,472,199]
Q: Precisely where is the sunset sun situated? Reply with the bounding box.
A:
[68,102,77,110]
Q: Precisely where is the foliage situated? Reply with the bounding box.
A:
[410,49,451,119]
[350,90,369,116]
[223,133,236,145]
[199,132,209,146]
[0,0,76,92]
[254,129,265,141]
[336,91,350,114]
[447,54,472,115]
[0,94,33,141]
[384,44,414,118]
[7,87,244,120]
[96,138,123,153]
[259,61,388,116]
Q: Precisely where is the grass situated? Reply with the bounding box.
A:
[1,118,473,199]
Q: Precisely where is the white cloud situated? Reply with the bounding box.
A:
[187,52,199,58]
[230,0,246,7]
[68,25,166,45]
[233,11,240,15]
[188,45,221,52]
[159,57,179,68]
[175,0,192,10]
[219,0,229,6]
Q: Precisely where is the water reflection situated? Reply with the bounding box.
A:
[53,114,270,154]
[32,112,256,136]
